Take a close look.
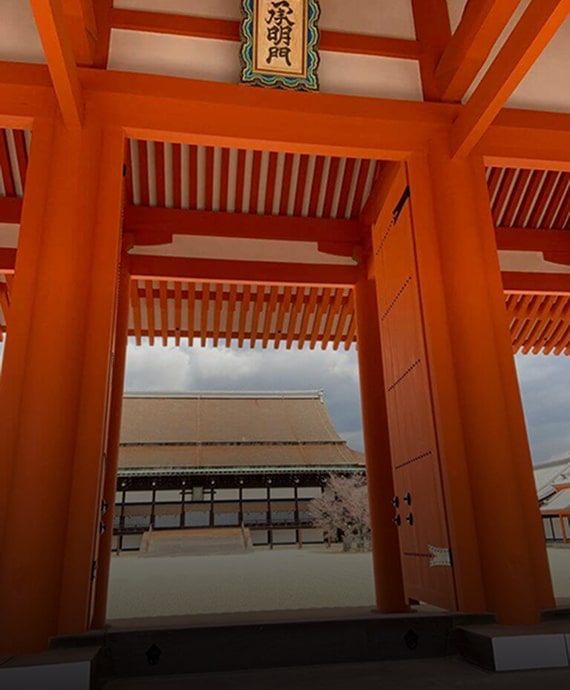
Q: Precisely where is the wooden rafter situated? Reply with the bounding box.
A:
[436,0,521,102]
[452,0,570,158]
[109,9,422,62]
[30,0,84,130]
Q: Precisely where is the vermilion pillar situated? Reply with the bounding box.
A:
[92,252,131,629]
[0,113,125,654]
[407,145,555,624]
[354,278,408,613]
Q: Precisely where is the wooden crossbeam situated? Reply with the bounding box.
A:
[0,197,23,224]
[30,0,84,129]
[496,227,570,252]
[452,0,570,158]
[436,0,520,102]
[81,68,456,160]
[129,255,360,288]
[502,271,570,295]
[0,62,55,129]
[0,248,17,274]
[483,109,570,171]
[124,206,363,247]
[109,9,422,61]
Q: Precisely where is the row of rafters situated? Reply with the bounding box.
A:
[1,268,569,354]
[128,281,355,351]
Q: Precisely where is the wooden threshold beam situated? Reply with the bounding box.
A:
[109,9,422,61]
[30,0,84,129]
[451,0,570,158]
[124,206,363,246]
[128,254,360,288]
[436,0,520,102]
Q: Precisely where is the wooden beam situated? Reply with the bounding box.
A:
[0,62,55,128]
[30,0,84,129]
[62,0,97,65]
[436,0,520,102]
[81,68,457,159]
[128,254,360,288]
[92,0,113,68]
[109,9,422,61]
[496,227,570,252]
[124,206,363,246]
[0,197,23,225]
[451,0,570,158]
[502,271,570,295]
[0,248,17,274]
[484,108,570,171]
[411,0,451,100]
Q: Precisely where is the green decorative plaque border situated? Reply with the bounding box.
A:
[241,0,320,91]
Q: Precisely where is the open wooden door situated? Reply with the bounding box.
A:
[373,169,457,611]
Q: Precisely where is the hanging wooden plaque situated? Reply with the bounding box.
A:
[241,0,320,91]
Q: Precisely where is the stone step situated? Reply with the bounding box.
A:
[52,608,494,685]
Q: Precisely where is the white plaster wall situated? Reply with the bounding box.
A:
[108,29,422,101]
[0,0,45,63]
[0,224,19,249]
[108,31,242,83]
[507,16,570,114]
[446,0,468,33]
[319,0,415,39]
[131,236,357,265]
[114,0,417,38]
[114,0,243,21]
[499,251,570,275]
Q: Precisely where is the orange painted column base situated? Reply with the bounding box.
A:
[354,278,408,613]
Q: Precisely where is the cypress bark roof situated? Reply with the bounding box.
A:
[119,393,365,470]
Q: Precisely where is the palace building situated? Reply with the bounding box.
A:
[114,391,365,551]
[0,0,569,660]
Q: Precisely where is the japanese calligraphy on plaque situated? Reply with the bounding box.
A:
[241,0,320,91]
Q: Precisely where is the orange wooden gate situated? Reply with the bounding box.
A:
[373,179,457,611]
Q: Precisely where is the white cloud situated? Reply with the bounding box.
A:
[515,353,570,464]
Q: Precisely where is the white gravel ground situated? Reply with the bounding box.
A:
[107,546,570,620]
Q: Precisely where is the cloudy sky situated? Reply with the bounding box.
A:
[1,340,569,464]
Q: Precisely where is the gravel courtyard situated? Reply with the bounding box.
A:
[107,545,570,620]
